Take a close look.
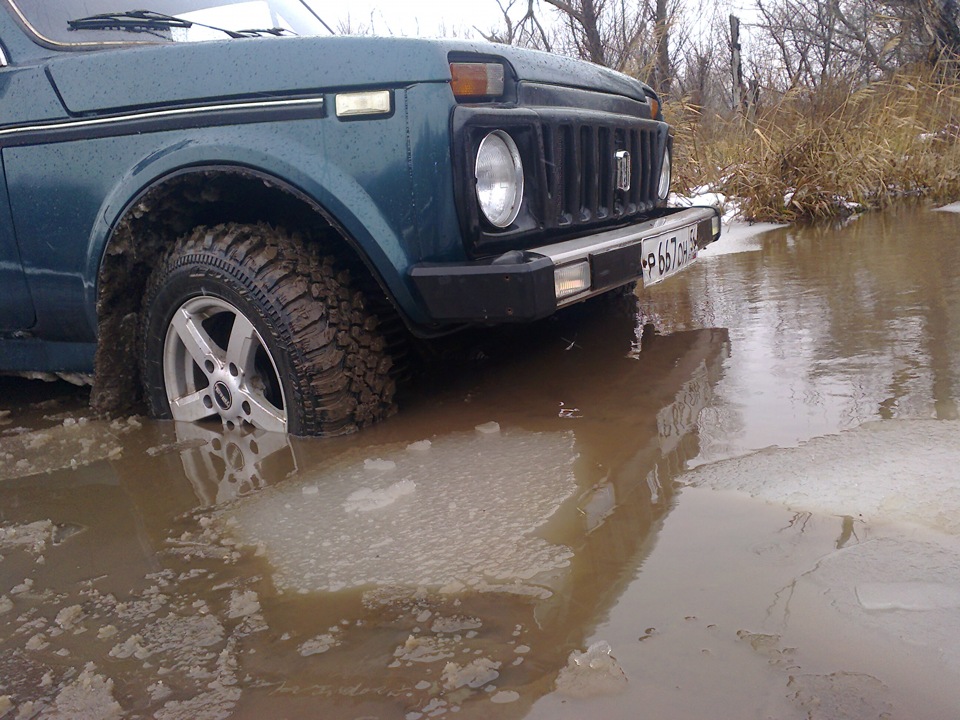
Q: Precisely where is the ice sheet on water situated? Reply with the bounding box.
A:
[685,420,960,535]
[0,418,135,481]
[698,220,787,257]
[220,429,578,594]
[803,535,960,672]
[935,201,960,213]
[856,582,960,611]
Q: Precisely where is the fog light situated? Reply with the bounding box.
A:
[555,262,591,300]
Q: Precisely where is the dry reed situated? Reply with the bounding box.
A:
[669,70,960,221]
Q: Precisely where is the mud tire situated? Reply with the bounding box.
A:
[139,222,395,436]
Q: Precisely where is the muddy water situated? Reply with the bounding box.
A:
[1,202,959,719]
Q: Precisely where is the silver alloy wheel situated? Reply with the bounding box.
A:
[161,296,287,433]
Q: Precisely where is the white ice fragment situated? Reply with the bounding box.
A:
[555,641,628,698]
[227,590,261,619]
[856,582,960,611]
[11,578,33,595]
[491,690,520,704]
[442,657,501,690]
[301,485,319,496]
[414,680,432,690]
[98,625,118,640]
[50,662,123,719]
[514,645,530,654]
[298,632,340,656]
[56,604,86,631]
[364,458,397,472]
[406,440,432,452]
[431,616,482,634]
[343,480,416,513]
[25,633,49,651]
[474,422,500,435]
[0,596,12,615]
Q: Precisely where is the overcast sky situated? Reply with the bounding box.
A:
[306,1,507,38]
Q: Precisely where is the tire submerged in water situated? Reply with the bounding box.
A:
[139,223,395,436]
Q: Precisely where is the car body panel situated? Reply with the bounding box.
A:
[0,1,714,383]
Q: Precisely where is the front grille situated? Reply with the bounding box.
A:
[540,119,662,231]
[451,105,669,258]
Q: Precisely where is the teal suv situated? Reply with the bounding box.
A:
[0,0,720,435]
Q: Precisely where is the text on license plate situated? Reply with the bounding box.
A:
[641,226,698,285]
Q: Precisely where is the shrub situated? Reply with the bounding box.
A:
[669,70,960,221]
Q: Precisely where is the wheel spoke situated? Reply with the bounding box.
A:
[241,390,287,433]
[168,389,213,422]
[171,306,221,369]
[225,313,259,371]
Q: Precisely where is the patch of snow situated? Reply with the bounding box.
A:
[935,201,960,213]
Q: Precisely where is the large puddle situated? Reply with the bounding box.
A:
[1,202,959,718]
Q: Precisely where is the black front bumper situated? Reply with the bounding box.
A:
[410,205,721,324]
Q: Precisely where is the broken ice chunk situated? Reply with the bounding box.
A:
[363,458,396,472]
[555,641,628,697]
[343,480,416,513]
[475,422,500,435]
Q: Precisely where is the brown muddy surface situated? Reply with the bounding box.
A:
[1,202,959,719]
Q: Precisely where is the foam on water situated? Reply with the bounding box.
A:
[220,428,578,594]
[686,420,960,535]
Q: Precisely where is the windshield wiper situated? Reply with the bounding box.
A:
[67,10,247,38]
[233,27,297,37]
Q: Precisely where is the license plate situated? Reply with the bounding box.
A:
[641,225,698,285]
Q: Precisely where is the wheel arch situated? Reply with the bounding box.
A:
[90,163,408,416]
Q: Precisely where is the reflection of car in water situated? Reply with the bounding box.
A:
[172,422,298,505]
[0,305,727,716]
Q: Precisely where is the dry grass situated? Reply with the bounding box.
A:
[669,70,960,221]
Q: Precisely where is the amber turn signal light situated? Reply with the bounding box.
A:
[649,97,660,119]
[449,62,505,99]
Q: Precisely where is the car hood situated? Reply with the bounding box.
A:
[46,35,655,115]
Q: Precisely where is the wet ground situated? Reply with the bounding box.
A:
[1,201,959,719]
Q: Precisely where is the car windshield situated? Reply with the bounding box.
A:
[7,0,329,46]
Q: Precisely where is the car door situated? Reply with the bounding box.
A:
[0,46,35,330]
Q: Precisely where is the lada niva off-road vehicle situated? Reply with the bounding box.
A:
[0,0,720,435]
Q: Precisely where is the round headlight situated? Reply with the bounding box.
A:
[475,130,524,228]
[657,146,671,201]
